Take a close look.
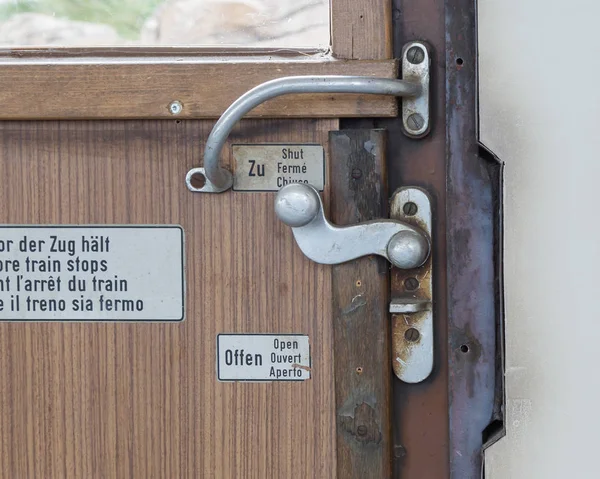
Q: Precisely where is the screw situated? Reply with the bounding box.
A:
[394,445,407,459]
[406,113,425,131]
[406,46,425,64]
[351,168,362,179]
[403,202,418,216]
[405,328,420,342]
[169,101,183,115]
[404,277,419,291]
[357,425,368,436]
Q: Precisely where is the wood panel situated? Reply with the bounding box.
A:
[330,130,391,478]
[0,118,337,478]
[0,58,398,120]
[331,0,393,59]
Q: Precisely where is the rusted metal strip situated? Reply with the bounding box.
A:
[330,130,392,479]
[446,1,501,477]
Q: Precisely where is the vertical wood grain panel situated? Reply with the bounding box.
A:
[330,130,391,478]
[0,118,337,478]
[331,0,393,59]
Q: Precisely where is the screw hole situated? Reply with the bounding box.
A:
[359,14,364,19]
[456,57,464,66]
[356,280,362,287]
[356,367,363,374]
[175,119,181,124]
[189,172,206,190]
[460,344,469,353]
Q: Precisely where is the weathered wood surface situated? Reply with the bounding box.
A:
[330,130,391,478]
[331,0,392,59]
[0,59,398,120]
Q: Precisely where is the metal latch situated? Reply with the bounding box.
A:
[184,41,434,384]
[275,183,434,384]
[274,183,430,269]
[186,42,430,193]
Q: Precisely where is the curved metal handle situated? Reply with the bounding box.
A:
[186,75,422,193]
[274,183,430,269]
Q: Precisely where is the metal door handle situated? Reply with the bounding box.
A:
[274,183,430,269]
[186,42,430,194]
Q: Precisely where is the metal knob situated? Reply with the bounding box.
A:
[274,183,320,227]
[387,230,430,269]
[274,183,430,269]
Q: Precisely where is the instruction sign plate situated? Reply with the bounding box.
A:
[233,144,325,191]
[217,334,311,381]
[0,226,184,321]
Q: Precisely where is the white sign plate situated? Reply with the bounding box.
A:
[0,226,184,321]
[233,144,325,191]
[217,334,311,381]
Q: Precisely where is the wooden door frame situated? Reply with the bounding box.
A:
[340,0,504,477]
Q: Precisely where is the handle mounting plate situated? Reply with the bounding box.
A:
[390,187,434,383]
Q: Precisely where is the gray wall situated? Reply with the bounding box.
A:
[480,1,600,477]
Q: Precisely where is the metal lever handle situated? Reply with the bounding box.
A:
[274,183,430,268]
[186,75,422,193]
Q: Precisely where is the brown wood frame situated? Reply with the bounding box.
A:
[0,0,393,120]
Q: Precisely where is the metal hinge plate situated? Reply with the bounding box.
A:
[389,188,434,383]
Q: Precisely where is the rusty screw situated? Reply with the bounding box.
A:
[357,425,368,436]
[403,202,418,216]
[406,46,425,64]
[404,328,420,342]
[406,113,425,132]
[404,277,419,291]
[394,445,407,459]
[351,168,362,179]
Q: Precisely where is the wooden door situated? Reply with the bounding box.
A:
[0,0,503,477]
[0,119,340,478]
[0,0,396,475]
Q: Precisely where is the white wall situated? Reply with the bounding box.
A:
[480,1,600,478]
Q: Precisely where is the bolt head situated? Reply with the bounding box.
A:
[169,101,183,115]
[406,46,425,64]
[275,183,320,228]
[387,230,430,269]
